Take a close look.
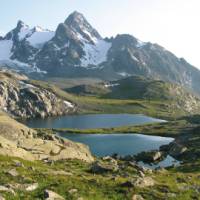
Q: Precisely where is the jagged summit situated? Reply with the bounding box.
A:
[65,11,85,24]
[16,20,29,29]
[64,11,102,42]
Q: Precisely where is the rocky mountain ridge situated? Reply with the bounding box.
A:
[0,70,75,118]
[1,11,200,95]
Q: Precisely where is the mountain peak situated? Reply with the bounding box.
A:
[63,11,102,43]
[64,11,85,25]
[16,20,29,30]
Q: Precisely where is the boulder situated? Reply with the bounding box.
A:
[134,177,155,188]
[44,189,65,200]
[25,183,39,191]
[132,194,144,200]
[0,194,5,200]
[169,142,188,157]
[7,169,19,177]
[0,185,15,195]
[90,161,119,174]
[68,188,78,194]
[135,150,164,163]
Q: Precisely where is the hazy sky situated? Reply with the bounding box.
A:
[1,0,200,68]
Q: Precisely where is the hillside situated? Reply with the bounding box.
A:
[0,111,93,162]
[0,70,75,118]
[66,76,200,115]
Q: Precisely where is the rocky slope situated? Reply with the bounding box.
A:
[1,11,200,95]
[0,111,93,162]
[67,75,200,115]
[0,70,75,118]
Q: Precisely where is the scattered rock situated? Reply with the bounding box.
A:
[102,156,118,164]
[130,162,153,174]
[44,189,64,200]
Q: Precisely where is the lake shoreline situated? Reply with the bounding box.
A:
[34,118,195,139]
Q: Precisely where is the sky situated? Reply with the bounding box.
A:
[1,0,200,68]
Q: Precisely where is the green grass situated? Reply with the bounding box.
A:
[0,154,200,200]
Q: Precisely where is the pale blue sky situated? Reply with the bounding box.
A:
[1,0,200,68]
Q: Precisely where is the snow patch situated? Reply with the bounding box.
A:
[81,39,111,67]
[0,40,13,60]
[27,30,55,48]
[104,83,120,88]
[136,39,146,48]
[18,26,32,40]
[130,54,139,62]
[64,101,74,108]
[117,72,131,77]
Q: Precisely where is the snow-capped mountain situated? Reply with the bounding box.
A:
[1,11,200,94]
[0,20,55,73]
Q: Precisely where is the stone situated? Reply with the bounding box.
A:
[90,161,119,174]
[25,183,39,191]
[121,180,135,188]
[0,194,5,200]
[134,177,155,188]
[7,169,19,177]
[44,189,65,200]
[132,194,144,200]
[138,171,145,178]
[169,143,188,157]
[13,160,24,168]
[166,193,177,198]
[135,150,164,163]
[68,188,78,194]
[0,185,15,195]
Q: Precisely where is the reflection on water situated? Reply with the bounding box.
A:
[24,114,165,129]
[58,133,173,156]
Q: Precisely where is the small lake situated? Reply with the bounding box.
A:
[24,114,165,129]
[58,133,173,157]
[58,133,179,169]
